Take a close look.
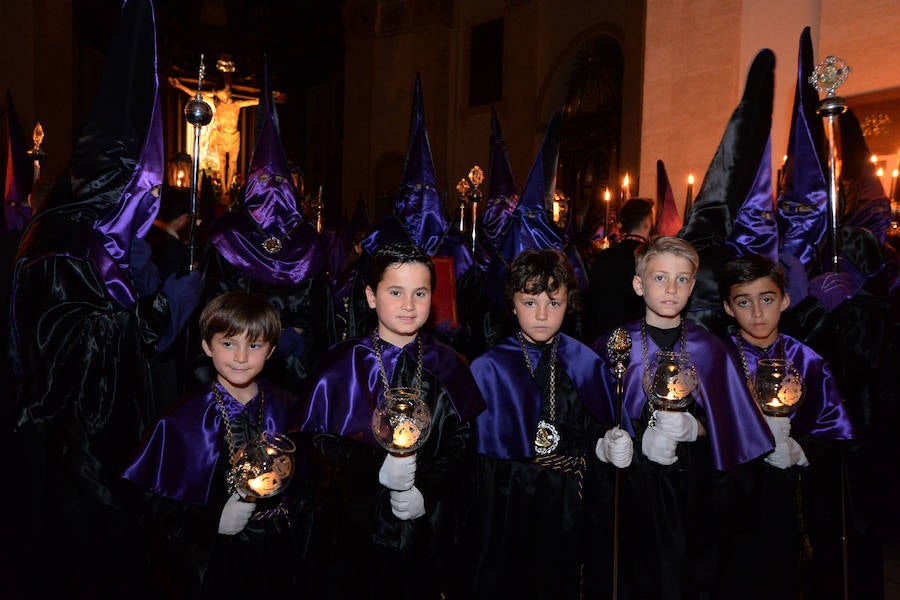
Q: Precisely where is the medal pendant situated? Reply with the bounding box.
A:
[534,420,560,456]
[261,236,283,254]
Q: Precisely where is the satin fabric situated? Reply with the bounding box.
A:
[298,332,485,441]
[478,107,518,268]
[295,331,483,598]
[122,380,300,506]
[727,136,778,262]
[472,333,615,459]
[727,334,855,441]
[777,28,829,271]
[593,320,775,470]
[467,343,614,598]
[208,67,327,287]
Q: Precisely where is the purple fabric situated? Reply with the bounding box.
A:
[776,28,828,270]
[727,136,778,262]
[482,107,518,247]
[592,321,775,471]
[122,379,299,506]
[807,258,867,311]
[4,91,34,232]
[298,332,485,444]
[727,334,855,440]
[472,333,616,459]
[209,70,326,286]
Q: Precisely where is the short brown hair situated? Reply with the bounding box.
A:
[199,291,281,346]
[504,248,580,313]
[634,236,699,278]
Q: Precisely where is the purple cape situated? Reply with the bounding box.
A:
[298,332,485,444]
[727,334,855,441]
[472,333,616,459]
[122,379,300,506]
[593,321,774,471]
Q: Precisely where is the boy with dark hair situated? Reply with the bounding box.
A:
[718,254,854,598]
[123,291,304,595]
[467,248,631,598]
[297,242,485,599]
[593,236,774,599]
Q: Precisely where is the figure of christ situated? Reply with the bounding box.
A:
[169,77,258,184]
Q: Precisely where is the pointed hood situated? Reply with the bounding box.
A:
[839,109,891,245]
[3,91,33,231]
[680,48,774,249]
[655,160,682,236]
[677,48,775,315]
[362,74,447,256]
[498,111,563,261]
[360,75,472,278]
[726,136,778,261]
[482,107,518,247]
[16,0,163,308]
[209,61,325,285]
[776,27,829,272]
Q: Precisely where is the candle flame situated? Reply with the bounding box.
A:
[871,154,878,164]
[878,167,885,177]
[623,173,630,188]
[893,169,898,178]
[782,155,788,165]
[392,420,421,449]
[687,173,695,185]
[604,188,611,202]
[552,200,560,223]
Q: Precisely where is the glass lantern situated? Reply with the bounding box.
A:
[642,351,699,411]
[371,387,432,456]
[228,431,297,500]
[754,358,805,416]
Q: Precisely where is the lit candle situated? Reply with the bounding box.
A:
[685,174,695,215]
[553,200,561,223]
[891,169,898,201]
[392,420,421,449]
[604,188,611,240]
[877,167,884,178]
[246,473,279,496]
[622,173,631,202]
[176,170,185,187]
[871,154,878,165]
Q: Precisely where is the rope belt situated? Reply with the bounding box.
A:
[534,453,587,500]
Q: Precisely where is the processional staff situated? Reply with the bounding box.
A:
[606,327,632,600]
[809,54,852,600]
[183,55,214,271]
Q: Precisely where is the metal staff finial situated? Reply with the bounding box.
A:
[606,326,632,600]
[810,55,851,273]
[184,54,213,271]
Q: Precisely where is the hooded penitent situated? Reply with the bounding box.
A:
[655,160,683,237]
[208,64,325,286]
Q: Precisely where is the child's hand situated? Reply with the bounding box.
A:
[651,410,699,442]
[595,426,634,468]
[218,492,255,535]
[641,425,678,465]
[390,486,425,520]
[378,454,416,491]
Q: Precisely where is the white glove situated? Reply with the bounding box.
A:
[766,437,810,469]
[764,415,791,444]
[595,427,634,468]
[390,486,426,520]
[379,454,416,491]
[641,425,679,465]
[652,410,699,442]
[218,493,256,535]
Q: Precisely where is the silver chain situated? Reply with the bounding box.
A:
[371,329,424,393]
[640,318,687,426]
[733,334,784,395]
[517,331,558,422]
[212,383,265,493]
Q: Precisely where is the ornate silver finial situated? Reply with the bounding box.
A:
[809,55,851,98]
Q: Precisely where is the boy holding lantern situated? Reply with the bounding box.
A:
[123,291,305,595]
[592,236,774,599]
[466,248,632,598]
[717,254,855,599]
[296,243,484,599]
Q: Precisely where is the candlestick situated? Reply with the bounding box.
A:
[604,188,612,242]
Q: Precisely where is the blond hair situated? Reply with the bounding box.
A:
[634,236,699,278]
